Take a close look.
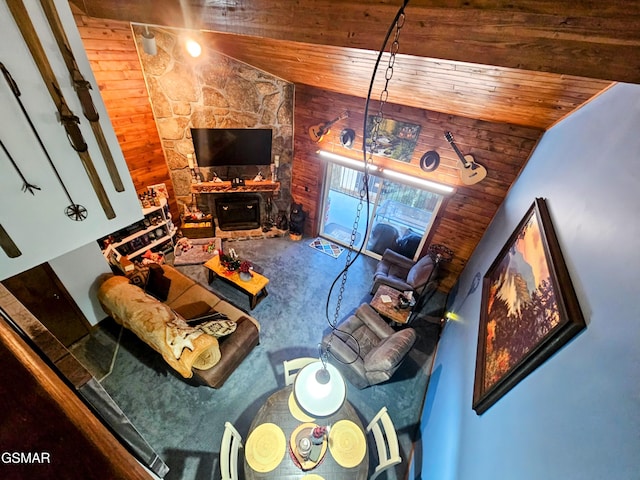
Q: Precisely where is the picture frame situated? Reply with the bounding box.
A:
[364,116,421,162]
[473,198,585,414]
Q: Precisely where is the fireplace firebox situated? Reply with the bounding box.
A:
[215,195,261,231]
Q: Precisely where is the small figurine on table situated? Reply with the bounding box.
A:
[311,426,327,445]
[308,425,328,462]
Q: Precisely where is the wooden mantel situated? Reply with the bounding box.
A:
[191,180,281,194]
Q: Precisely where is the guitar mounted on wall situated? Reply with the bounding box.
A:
[444,131,488,185]
[309,110,349,143]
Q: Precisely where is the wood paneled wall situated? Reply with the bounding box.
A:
[72,9,178,220]
[293,85,543,291]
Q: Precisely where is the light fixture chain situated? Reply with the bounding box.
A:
[331,10,406,328]
[332,193,363,326]
[370,11,404,161]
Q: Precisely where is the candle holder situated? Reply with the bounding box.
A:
[271,155,280,182]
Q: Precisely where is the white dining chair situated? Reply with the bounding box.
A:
[220,421,243,480]
[283,357,317,386]
[366,406,402,480]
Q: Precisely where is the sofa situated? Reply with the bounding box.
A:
[97,264,260,388]
[321,303,416,389]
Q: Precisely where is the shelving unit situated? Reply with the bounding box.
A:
[99,197,177,262]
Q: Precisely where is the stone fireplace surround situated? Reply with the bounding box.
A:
[134,28,295,238]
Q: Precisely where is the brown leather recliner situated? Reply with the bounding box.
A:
[370,248,437,295]
[321,303,416,389]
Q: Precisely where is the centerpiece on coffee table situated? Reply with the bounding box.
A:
[219,248,253,281]
[238,260,254,281]
[219,248,241,273]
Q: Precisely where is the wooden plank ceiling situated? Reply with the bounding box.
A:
[69,0,639,130]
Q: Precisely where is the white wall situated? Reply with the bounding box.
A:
[0,0,141,280]
[48,242,112,326]
[418,83,640,479]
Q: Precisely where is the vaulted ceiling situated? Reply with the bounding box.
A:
[66,0,639,291]
[70,0,640,130]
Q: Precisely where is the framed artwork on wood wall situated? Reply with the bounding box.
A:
[364,116,421,162]
[473,197,586,415]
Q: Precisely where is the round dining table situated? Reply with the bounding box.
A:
[243,385,369,479]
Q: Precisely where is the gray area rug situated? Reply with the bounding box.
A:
[72,236,444,480]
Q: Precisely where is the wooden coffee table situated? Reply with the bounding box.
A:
[370,285,412,325]
[203,256,269,309]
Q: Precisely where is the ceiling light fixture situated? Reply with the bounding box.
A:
[141,25,157,56]
[318,150,378,171]
[293,356,346,418]
[319,150,454,195]
[383,168,455,194]
[185,38,202,57]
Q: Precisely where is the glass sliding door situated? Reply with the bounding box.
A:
[320,160,444,260]
[320,162,375,250]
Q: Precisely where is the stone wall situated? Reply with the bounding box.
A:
[135,26,294,222]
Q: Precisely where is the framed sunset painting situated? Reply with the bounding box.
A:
[473,198,585,414]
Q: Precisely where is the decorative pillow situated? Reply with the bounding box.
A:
[197,320,237,338]
[186,311,229,325]
[173,301,214,321]
[128,266,150,288]
[144,264,171,301]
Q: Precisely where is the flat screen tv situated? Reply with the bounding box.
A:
[191,128,273,167]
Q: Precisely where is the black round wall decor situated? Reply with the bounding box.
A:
[339,128,356,148]
[420,150,440,172]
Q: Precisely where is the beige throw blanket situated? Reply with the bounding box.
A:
[97,276,221,378]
